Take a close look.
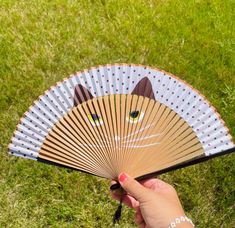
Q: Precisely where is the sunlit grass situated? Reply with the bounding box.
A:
[0,0,234,227]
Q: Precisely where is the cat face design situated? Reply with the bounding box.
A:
[72,77,161,149]
[39,77,202,178]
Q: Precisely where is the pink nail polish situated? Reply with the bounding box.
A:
[119,173,127,183]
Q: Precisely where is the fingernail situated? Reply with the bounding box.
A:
[119,172,128,183]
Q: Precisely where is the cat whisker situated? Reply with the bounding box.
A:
[123,122,157,139]
[122,133,161,143]
[79,140,161,149]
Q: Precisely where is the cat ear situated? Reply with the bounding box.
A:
[131,77,155,100]
[74,84,94,106]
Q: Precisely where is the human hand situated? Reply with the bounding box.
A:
[111,173,194,228]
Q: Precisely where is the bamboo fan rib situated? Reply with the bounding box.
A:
[9,64,234,180]
[38,95,203,178]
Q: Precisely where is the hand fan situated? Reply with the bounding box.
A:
[9,64,235,181]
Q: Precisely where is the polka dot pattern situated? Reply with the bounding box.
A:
[9,64,234,160]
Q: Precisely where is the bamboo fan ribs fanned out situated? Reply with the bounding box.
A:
[8,64,235,180]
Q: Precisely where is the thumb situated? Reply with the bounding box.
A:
[118,173,151,202]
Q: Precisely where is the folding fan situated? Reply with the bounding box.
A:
[9,64,235,181]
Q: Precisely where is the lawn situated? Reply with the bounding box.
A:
[0,0,234,227]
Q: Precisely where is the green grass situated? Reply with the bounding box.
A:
[0,0,235,227]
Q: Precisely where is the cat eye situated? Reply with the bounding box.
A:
[88,114,103,126]
[127,111,144,123]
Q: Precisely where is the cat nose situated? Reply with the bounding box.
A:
[114,136,121,141]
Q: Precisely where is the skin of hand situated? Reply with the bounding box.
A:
[111,173,193,228]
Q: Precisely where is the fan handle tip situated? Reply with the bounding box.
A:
[110,182,121,190]
[110,183,125,196]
